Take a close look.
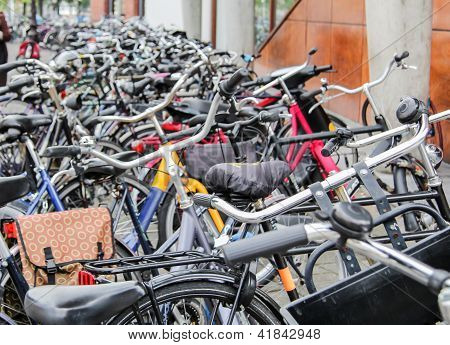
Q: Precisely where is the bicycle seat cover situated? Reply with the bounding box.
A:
[24,281,146,324]
[205,160,290,200]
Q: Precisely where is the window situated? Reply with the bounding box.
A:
[255,0,296,47]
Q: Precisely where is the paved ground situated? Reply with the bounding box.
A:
[6,41,54,63]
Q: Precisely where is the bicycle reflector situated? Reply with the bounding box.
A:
[78,271,95,285]
[2,220,17,240]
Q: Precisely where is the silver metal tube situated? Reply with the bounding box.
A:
[253,62,309,96]
[346,123,412,148]
[430,110,450,123]
[97,75,188,123]
[83,93,221,170]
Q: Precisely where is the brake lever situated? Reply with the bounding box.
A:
[308,92,346,114]
[236,97,259,110]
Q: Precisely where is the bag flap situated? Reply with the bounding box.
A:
[16,208,114,268]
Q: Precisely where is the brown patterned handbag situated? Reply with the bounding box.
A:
[16,208,115,287]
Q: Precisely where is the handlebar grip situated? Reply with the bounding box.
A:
[299,88,322,101]
[315,64,333,73]
[99,105,117,116]
[259,110,281,123]
[222,225,309,265]
[0,60,27,73]
[219,68,249,97]
[193,193,215,208]
[42,146,81,158]
[8,76,34,91]
[64,93,82,111]
[394,51,409,62]
[321,137,340,157]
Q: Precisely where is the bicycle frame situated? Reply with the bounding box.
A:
[23,137,65,214]
[116,147,224,254]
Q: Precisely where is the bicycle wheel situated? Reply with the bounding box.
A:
[109,273,283,325]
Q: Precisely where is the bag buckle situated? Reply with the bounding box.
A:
[45,259,57,274]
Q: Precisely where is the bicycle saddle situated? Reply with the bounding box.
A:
[0,175,30,207]
[84,151,139,177]
[121,77,153,96]
[205,160,291,200]
[169,98,229,120]
[24,281,146,325]
[0,114,52,134]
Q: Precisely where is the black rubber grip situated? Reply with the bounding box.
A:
[0,60,27,73]
[222,225,308,265]
[299,88,322,101]
[192,193,215,208]
[42,146,81,158]
[259,110,281,123]
[219,68,249,97]
[8,76,34,91]
[321,137,340,157]
[99,105,117,116]
[64,93,82,110]
[315,64,333,73]
[394,51,409,62]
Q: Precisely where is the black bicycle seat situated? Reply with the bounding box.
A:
[205,160,291,200]
[0,175,30,207]
[0,114,52,134]
[121,77,153,96]
[24,281,146,324]
[84,151,139,177]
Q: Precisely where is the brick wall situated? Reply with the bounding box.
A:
[122,0,139,18]
[90,0,109,22]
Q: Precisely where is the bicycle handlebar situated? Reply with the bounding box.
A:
[96,60,205,124]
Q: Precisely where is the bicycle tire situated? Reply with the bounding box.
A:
[109,276,283,325]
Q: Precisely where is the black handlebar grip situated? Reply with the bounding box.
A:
[259,110,281,123]
[0,60,27,73]
[64,93,82,111]
[308,47,318,55]
[315,64,333,73]
[222,225,309,266]
[219,68,249,97]
[8,76,35,91]
[193,193,215,208]
[299,88,322,101]
[42,146,81,158]
[321,137,340,157]
[394,51,409,62]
